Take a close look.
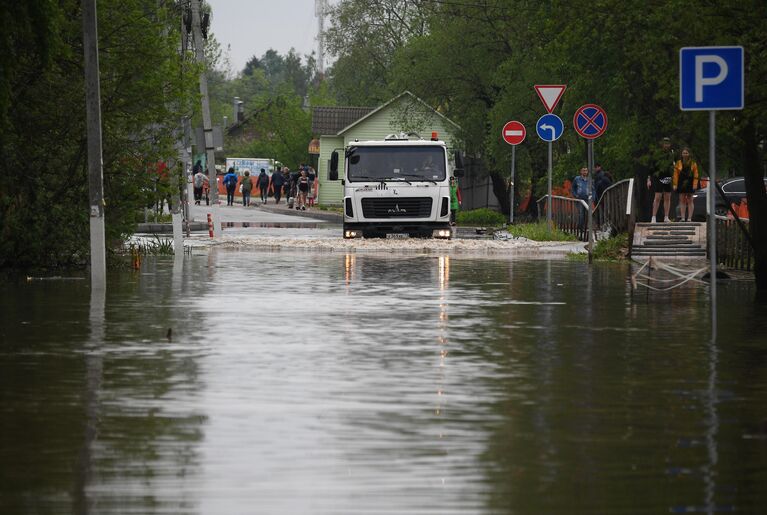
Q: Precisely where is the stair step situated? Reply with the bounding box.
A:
[643,241,695,246]
[645,236,692,241]
[637,222,703,227]
[647,231,697,235]
[632,249,706,255]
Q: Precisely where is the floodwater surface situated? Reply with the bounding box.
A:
[1,250,766,514]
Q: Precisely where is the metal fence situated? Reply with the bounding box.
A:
[536,179,633,242]
[716,216,753,271]
[593,179,633,234]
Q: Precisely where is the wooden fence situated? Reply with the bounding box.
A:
[716,217,753,271]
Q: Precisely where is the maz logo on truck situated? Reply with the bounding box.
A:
[387,204,407,214]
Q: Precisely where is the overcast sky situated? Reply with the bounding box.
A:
[209,0,321,75]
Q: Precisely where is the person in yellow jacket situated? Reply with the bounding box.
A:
[673,147,699,222]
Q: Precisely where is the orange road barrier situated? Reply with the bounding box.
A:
[207,213,214,238]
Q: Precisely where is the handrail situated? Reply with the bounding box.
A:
[594,178,632,211]
[535,194,589,209]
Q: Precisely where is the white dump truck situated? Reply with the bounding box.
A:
[329,132,464,239]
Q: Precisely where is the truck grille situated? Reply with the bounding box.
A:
[361,197,433,219]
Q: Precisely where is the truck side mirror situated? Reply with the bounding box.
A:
[453,150,465,178]
[329,151,339,181]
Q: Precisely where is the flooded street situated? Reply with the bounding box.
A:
[2,249,766,514]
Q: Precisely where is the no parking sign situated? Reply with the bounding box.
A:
[573,104,608,139]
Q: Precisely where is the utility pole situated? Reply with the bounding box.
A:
[190,0,221,236]
[315,0,327,76]
[82,0,106,289]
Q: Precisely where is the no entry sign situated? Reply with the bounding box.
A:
[573,104,608,139]
[501,120,526,145]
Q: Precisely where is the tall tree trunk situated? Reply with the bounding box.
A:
[741,121,767,300]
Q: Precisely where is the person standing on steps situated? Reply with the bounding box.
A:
[673,147,699,222]
[648,137,675,223]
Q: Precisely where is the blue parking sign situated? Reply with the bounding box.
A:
[680,46,743,111]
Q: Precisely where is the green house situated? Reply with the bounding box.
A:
[312,91,460,205]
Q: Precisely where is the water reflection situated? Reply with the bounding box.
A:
[1,252,765,513]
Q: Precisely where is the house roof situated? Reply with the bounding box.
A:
[311,106,375,136]
[337,91,460,135]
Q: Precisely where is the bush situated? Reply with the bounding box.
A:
[593,233,629,260]
[507,221,578,242]
[456,208,506,226]
[568,233,629,261]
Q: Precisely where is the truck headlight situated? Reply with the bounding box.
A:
[344,230,360,239]
[433,229,452,239]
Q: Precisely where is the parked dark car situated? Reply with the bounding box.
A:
[691,176,767,221]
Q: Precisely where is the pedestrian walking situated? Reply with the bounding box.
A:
[240,170,253,206]
[648,137,675,222]
[257,168,270,204]
[193,165,205,205]
[673,147,699,222]
[223,167,238,206]
[296,169,309,210]
[202,175,210,205]
[269,166,286,204]
[282,167,291,204]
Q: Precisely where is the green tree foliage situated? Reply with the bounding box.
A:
[229,92,312,168]
[324,0,429,105]
[0,0,195,269]
[325,0,767,293]
[208,47,317,169]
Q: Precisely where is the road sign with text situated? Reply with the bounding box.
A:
[680,46,743,111]
[502,120,526,145]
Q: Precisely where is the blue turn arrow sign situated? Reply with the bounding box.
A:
[536,114,564,142]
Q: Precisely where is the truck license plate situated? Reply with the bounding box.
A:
[386,233,409,239]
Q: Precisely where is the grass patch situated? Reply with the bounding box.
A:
[507,221,578,242]
[593,233,629,260]
[315,204,343,214]
[456,208,506,226]
[568,233,629,261]
[125,235,176,256]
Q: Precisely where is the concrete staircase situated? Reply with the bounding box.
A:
[632,222,707,259]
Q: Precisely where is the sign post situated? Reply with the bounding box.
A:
[536,114,564,230]
[680,46,744,331]
[573,103,608,264]
[502,121,526,224]
[534,85,566,231]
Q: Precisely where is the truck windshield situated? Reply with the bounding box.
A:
[347,146,446,182]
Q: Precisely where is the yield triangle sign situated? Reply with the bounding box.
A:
[535,85,567,113]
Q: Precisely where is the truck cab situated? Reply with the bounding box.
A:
[329,133,463,239]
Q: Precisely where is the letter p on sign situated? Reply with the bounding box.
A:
[680,46,743,111]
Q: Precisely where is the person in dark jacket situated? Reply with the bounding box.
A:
[257,169,270,204]
[269,166,286,204]
[593,163,612,205]
[223,167,238,206]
